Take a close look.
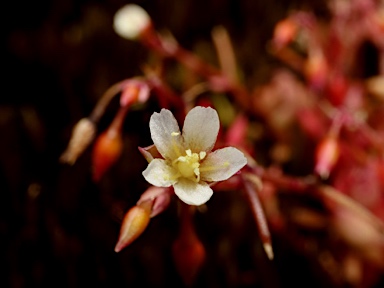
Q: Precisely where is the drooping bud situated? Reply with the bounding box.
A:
[172,204,205,286]
[315,136,340,179]
[60,118,96,165]
[92,129,123,182]
[113,4,152,40]
[366,76,384,100]
[120,80,150,107]
[374,8,384,31]
[332,206,384,266]
[137,186,172,217]
[225,113,248,148]
[92,104,129,182]
[273,18,297,49]
[304,50,328,90]
[114,200,153,252]
[326,73,348,106]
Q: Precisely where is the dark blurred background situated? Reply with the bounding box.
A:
[1,0,343,287]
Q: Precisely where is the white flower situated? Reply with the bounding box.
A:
[142,106,247,206]
[113,4,151,40]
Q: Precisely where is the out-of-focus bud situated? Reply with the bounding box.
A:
[273,18,297,49]
[342,254,362,286]
[327,73,348,106]
[374,9,384,31]
[120,80,150,107]
[137,186,172,217]
[304,50,328,90]
[332,207,384,266]
[113,4,151,40]
[315,136,339,179]
[225,114,248,148]
[290,207,327,230]
[173,233,205,286]
[114,200,153,252]
[172,204,205,286]
[60,118,96,165]
[297,108,328,140]
[92,129,123,182]
[366,76,384,100]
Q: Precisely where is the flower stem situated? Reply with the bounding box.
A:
[242,174,274,260]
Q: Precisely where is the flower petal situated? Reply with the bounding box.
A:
[142,159,178,187]
[173,179,213,206]
[200,147,247,182]
[182,106,220,153]
[150,109,184,160]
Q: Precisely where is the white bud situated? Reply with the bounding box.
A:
[113,4,151,40]
[60,118,96,165]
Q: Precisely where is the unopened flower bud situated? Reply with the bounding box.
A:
[92,129,123,182]
[273,18,297,49]
[60,118,96,165]
[366,76,384,100]
[332,207,384,265]
[173,233,205,286]
[114,200,153,252]
[374,9,384,31]
[327,73,348,106]
[113,4,151,40]
[304,51,328,90]
[120,80,150,107]
[172,205,205,286]
[137,186,171,217]
[225,114,248,147]
[315,136,339,179]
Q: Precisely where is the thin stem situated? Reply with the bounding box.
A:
[212,26,239,84]
[179,202,197,242]
[252,165,313,193]
[108,105,130,135]
[89,80,129,123]
[242,174,274,260]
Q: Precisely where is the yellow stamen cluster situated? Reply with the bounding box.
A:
[173,149,205,182]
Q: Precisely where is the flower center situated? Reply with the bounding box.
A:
[173,149,206,182]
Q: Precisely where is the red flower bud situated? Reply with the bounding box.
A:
[120,80,150,107]
[137,186,172,217]
[114,200,153,252]
[172,204,205,286]
[92,129,123,182]
[172,233,205,286]
[92,105,128,182]
[326,73,348,106]
[225,114,248,148]
[315,137,339,179]
[273,18,297,49]
[304,51,328,90]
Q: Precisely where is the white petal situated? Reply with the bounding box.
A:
[182,106,220,153]
[200,147,247,182]
[149,109,184,160]
[173,179,213,206]
[142,159,178,187]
